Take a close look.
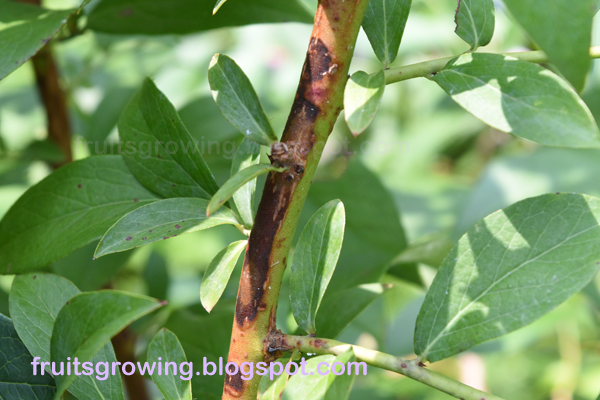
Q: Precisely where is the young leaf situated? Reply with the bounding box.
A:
[231,138,261,228]
[147,329,192,400]
[344,70,385,137]
[454,0,495,50]
[281,355,336,400]
[0,155,159,274]
[315,283,388,339]
[201,240,247,312]
[0,314,56,400]
[291,200,346,335]
[208,54,278,146]
[95,198,241,258]
[502,0,594,91]
[208,163,284,216]
[213,0,227,14]
[325,348,358,400]
[257,363,289,400]
[433,53,600,149]
[87,0,313,35]
[9,273,124,400]
[0,2,74,80]
[415,193,600,363]
[119,78,219,199]
[51,291,164,398]
[362,0,412,66]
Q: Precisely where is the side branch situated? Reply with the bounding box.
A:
[385,46,600,85]
[223,1,369,399]
[270,333,506,400]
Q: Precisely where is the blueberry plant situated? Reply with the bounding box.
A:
[1,0,600,399]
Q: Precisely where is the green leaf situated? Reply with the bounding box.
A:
[208,163,283,216]
[291,200,346,335]
[87,0,312,35]
[119,78,219,199]
[51,291,164,398]
[433,53,600,149]
[0,1,74,80]
[0,155,159,274]
[415,193,600,363]
[95,198,241,258]
[362,0,412,66]
[257,364,289,400]
[502,0,594,91]
[281,355,335,400]
[208,54,278,146]
[0,314,56,400]
[344,70,385,136]
[9,273,124,400]
[231,138,261,228]
[315,283,388,339]
[201,240,247,313]
[595,0,600,14]
[454,0,495,50]
[325,348,358,400]
[147,329,192,400]
[213,0,227,14]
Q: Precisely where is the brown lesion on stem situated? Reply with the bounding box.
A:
[223,1,368,398]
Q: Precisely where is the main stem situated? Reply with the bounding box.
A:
[272,334,506,400]
[222,1,369,399]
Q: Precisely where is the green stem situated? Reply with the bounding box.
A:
[274,334,505,400]
[385,46,600,85]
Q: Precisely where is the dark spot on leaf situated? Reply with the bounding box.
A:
[77,184,82,189]
[126,236,132,241]
[175,224,181,229]
[33,275,37,279]
[142,237,147,240]
[172,184,176,187]
[149,230,153,233]
[134,198,139,202]
[163,237,168,240]
[66,301,69,305]
[418,362,426,367]
[119,6,133,16]
[401,363,407,368]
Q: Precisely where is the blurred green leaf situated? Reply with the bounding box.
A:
[315,283,388,339]
[85,86,137,151]
[0,1,74,80]
[344,70,385,137]
[415,193,600,363]
[201,240,247,312]
[87,0,312,35]
[502,0,594,91]
[95,198,241,258]
[325,348,357,400]
[119,78,219,199]
[454,0,495,50]
[307,160,407,293]
[281,355,336,400]
[0,155,158,274]
[9,273,124,400]
[291,200,345,335]
[362,0,412,66]
[0,314,56,400]
[231,138,261,228]
[147,328,192,400]
[51,291,163,397]
[433,53,600,148]
[391,232,454,268]
[143,253,170,300]
[208,164,283,216]
[52,242,132,291]
[208,54,278,146]
[164,306,233,400]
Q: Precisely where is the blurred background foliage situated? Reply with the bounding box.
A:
[1,0,600,399]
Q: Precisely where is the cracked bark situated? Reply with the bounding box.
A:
[222,1,369,399]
